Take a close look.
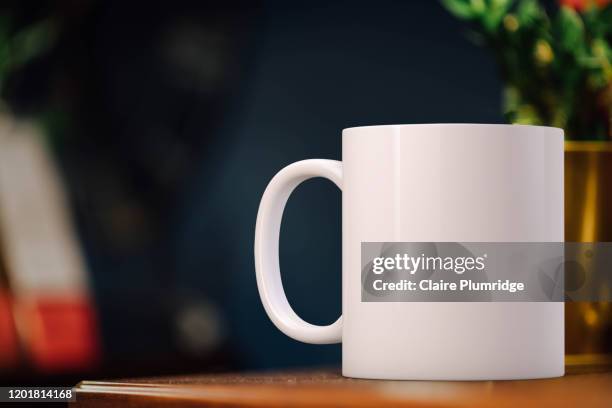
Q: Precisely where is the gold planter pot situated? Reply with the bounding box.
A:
[565,141,612,368]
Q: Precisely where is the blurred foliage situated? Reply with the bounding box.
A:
[442,0,612,140]
[0,14,57,109]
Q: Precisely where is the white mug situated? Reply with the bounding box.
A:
[255,124,564,380]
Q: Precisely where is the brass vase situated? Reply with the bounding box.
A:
[565,141,612,367]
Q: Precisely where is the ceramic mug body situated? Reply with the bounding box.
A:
[255,124,564,380]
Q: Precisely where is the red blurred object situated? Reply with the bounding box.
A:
[17,295,100,373]
[0,289,19,369]
[559,0,611,10]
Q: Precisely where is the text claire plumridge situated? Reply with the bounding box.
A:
[370,253,526,294]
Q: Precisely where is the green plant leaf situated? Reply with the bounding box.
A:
[482,0,514,33]
[469,0,486,15]
[516,0,543,27]
[557,6,585,52]
[513,103,542,125]
[441,0,476,19]
[444,0,610,139]
[8,18,56,72]
[596,4,612,36]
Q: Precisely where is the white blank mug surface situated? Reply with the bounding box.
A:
[255,124,564,380]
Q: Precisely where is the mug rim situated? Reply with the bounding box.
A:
[343,123,562,133]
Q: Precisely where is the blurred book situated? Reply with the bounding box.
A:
[0,115,100,373]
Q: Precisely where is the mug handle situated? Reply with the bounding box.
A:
[255,159,343,344]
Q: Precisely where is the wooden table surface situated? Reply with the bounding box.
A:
[72,365,612,408]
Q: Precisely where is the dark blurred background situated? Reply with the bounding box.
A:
[0,0,507,383]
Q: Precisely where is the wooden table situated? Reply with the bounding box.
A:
[73,366,612,408]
